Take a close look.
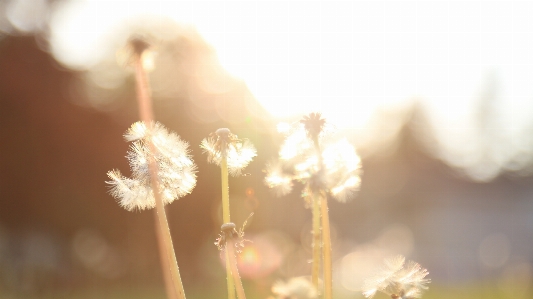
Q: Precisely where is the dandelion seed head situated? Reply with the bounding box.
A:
[200,137,221,164]
[107,170,155,211]
[321,139,362,202]
[329,175,361,202]
[279,125,313,161]
[127,142,150,178]
[362,255,430,299]
[266,116,362,202]
[107,122,197,211]
[124,121,149,141]
[272,277,318,299]
[201,129,257,176]
[264,162,294,196]
[294,156,319,173]
[226,139,257,176]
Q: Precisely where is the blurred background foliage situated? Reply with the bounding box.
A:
[0,0,532,298]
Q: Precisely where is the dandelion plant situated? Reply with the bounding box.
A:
[100,33,431,299]
[362,255,431,299]
[107,37,194,299]
[265,113,362,299]
[201,128,256,299]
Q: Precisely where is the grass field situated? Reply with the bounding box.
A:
[2,282,530,299]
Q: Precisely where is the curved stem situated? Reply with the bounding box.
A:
[134,53,186,299]
[320,193,332,299]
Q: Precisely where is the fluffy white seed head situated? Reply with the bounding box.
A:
[107,121,197,211]
[265,118,362,202]
[264,162,294,196]
[225,139,257,176]
[107,169,155,211]
[362,255,431,299]
[321,139,362,202]
[200,129,257,176]
[124,121,150,141]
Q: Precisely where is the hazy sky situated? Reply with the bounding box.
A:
[6,0,532,180]
[47,1,533,118]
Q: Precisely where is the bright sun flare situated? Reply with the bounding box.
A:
[50,0,533,178]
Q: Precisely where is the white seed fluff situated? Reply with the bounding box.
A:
[107,121,197,211]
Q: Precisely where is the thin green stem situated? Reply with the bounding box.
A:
[311,192,321,289]
[225,247,236,299]
[227,240,247,299]
[320,193,332,299]
[221,157,231,224]
[309,136,324,292]
[133,52,186,299]
[220,156,236,299]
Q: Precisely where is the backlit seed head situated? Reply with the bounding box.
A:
[106,121,197,211]
[201,128,257,176]
[265,116,362,202]
[264,162,294,196]
[362,255,431,299]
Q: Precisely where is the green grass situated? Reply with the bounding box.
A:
[3,281,531,299]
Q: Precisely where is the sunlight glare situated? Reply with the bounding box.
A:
[49,1,533,178]
[277,122,291,134]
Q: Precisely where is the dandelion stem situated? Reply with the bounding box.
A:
[227,239,247,299]
[221,157,236,299]
[221,158,231,223]
[311,192,321,289]
[311,133,333,299]
[225,248,236,299]
[155,218,179,299]
[320,192,333,299]
[310,134,324,292]
[133,52,154,123]
[153,181,186,299]
[133,50,186,299]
